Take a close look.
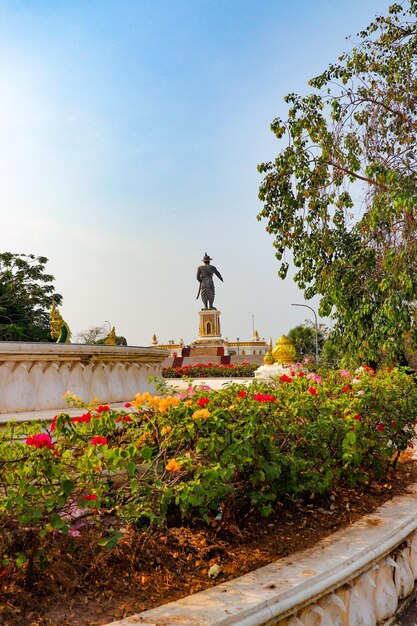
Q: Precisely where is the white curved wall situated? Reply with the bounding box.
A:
[0,343,169,414]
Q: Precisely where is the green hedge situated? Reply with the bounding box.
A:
[162,362,259,377]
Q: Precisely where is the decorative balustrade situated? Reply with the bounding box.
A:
[0,343,169,415]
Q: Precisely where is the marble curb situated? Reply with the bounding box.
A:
[0,402,130,425]
[105,483,417,626]
[166,377,254,391]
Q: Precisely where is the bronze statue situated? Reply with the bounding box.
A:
[196,253,223,310]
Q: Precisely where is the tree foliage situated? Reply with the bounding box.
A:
[288,322,327,360]
[258,2,417,365]
[0,253,62,341]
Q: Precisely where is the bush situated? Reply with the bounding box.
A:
[162,362,259,378]
[1,366,416,582]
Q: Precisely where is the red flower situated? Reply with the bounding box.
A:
[279,374,292,383]
[409,442,414,449]
[298,371,305,377]
[84,494,97,501]
[26,433,54,450]
[354,414,361,421]
[96,405,110,413]
[343,385,350,392]
[376,424,385,432]
[308,387,318,395]
[391,421,396,427]
[237,391,247,398]
[197,397,210,406]
[253,394,276,403]
[117,415,132,423]
[124,402,132,408]
[90,436,108,446]
[72,412,91,425]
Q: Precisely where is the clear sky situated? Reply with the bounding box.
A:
[0,0,390,346]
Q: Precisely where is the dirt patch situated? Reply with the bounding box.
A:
[2,455,417,626]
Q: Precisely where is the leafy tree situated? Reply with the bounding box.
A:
[0,253,62,341]
[288,321,327,360]
[258,2,417,366]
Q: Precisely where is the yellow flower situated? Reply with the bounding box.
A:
[192,408,211,420]
[161,425,172,435]
[184,400,193,407]
[165,458,181,472]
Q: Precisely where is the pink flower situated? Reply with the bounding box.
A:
[306,372,316,380]
[340,369,351,378]
[303,357,310,363]
[68,529,81,537]
[313,375,323,383]
[26,433,54,450]
[357,390,365,396]
[90,436,108,446]
[308,387,318,395]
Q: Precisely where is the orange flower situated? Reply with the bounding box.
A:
[165,458,181,472]
[161,425,172,435]
[192,408,211,420]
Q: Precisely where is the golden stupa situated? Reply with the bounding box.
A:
[271,335,296,365]
[104,326,117,345]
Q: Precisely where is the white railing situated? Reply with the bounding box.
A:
[0,343,169,414]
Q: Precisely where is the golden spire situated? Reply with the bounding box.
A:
[272,335,297,365]
[104,326,117,345]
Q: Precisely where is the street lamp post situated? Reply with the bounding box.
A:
[237,338,240,356]
[291,304,319,363]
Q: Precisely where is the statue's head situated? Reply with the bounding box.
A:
[202,252,212,264]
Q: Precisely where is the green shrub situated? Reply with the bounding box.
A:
[1,366,416,580]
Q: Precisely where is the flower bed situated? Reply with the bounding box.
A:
[1,366,417,591]
[162,362,259,378]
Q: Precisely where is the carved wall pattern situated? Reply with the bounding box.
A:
[0,346,168,414]
[278,531,417,626]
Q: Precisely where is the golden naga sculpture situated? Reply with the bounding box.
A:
[50,301,71,343]
[263,335,296,365]
[104,326,117,345]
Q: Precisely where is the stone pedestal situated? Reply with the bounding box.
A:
[254,363,292,382]
[194,309,222,345]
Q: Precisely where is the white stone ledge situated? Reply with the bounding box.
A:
[0,402,130,425]
[166,377,254,391]
[106,483,417,626]
[0,343,169,414]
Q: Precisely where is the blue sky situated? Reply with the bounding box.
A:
[0,0,391,345]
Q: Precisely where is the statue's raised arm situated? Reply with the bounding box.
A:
[196,253,223,310]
